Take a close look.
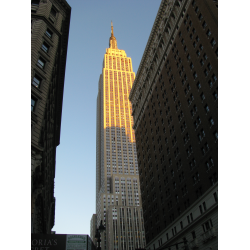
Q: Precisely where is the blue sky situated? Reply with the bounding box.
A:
[52,0,161,235]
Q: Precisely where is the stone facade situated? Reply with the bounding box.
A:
[129,0,218,249]
[31,0,71,234]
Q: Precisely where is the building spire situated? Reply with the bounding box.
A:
[111,21,114,37]
[109,21,118,49]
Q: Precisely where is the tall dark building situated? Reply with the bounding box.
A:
[31,0,71,234]
[129,0,218,249]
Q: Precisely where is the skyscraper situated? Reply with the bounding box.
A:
[129,0,218,249]
[95,23,146,250]
[31,0,71,233]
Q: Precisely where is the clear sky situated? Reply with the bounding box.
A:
[51,0,161,235]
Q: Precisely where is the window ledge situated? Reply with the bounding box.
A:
[35,64,47,74]
[31,88,42,101]
[39,49,51,60]
[42,35,54,46]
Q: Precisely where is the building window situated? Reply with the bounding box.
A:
[208,63,212,71]
[32,74,42,88]
[196,81,201,90]
[213,192,218,202]
[31,0,40,5]
[209,117,215,126]
[214,131,218,140]
[192,231,196,239]
[202,219,213,232]
[202,21,207,29]
[212,74,217,82]
[200,92,205,101]
[213,91,218,100]
[199,205,203,214]
[211,38,216,47]
[31,97,37,111]
[37,57,46,69]
[50,6,57,17]
[203,201,207,211]
[198,13,203,21]
[45,28,53,38]
[42,42,50,53]
[208,80,213,88]
[206,29,211,37]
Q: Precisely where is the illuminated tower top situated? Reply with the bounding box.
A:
[109,21,118,49]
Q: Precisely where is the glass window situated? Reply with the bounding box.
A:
[206,29,211,37]
[45,28,53,38]
[31,97,37,111]
[50,6,57,17]
[32,74,42,88]
[42,42,49,53]
[202,21,207,29]
[31,0,40,5]
[37,57,45,69]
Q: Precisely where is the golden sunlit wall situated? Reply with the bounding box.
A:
[103,48,138,179]
[103,48,135,141]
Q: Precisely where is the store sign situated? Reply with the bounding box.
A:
[66,234,87,250]
[31,234,91,250]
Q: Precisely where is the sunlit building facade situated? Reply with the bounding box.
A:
[96,23,146,250]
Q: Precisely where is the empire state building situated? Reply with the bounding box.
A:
[95,23,146,250]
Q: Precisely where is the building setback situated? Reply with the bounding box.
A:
[90,214,97,246]
[31,0,71,234]
[129,0,218,249]
[95,23,146,250]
